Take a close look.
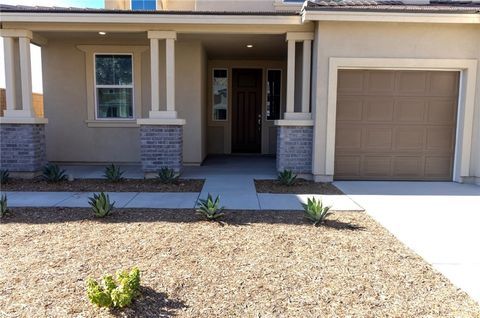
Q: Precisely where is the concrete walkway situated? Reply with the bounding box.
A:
[334,181,480,304]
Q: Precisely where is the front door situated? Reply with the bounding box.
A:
[232,68,262,153]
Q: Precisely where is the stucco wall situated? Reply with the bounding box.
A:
[42,37,205,165]
[195,0,275,11]
[311,22,480,181]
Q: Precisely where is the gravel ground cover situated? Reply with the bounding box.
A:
[255,179,343,194]
[1,208,479,317]
[1,179,204,192]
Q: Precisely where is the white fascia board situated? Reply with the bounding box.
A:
[0,12,303,25]
[303,10,480,24]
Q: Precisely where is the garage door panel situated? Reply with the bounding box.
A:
[365,98,394,122]
[395,98,426,122]
[364,127,393,151]
[335,70,458,181]
[394,127,426,151]
[337,97,363,121]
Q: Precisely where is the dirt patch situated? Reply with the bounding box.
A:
[255,179,344,194]
[1,208,479,317]
[1,179,204,192]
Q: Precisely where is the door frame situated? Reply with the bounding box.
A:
[231,68,263,153]
[324,58,478,182]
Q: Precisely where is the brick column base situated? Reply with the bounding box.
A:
[0,123,47,177]
[276,126,313,174]
[139,125,183,174]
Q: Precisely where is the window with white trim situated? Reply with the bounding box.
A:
[212,69,228,121]
[95,54,134,119]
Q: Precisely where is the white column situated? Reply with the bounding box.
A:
[150,38,160,114]
[19,36,33,117]
[301,40,312,114]
[286,39,296,115]
[3,37,17,113]
[165,37,175,113]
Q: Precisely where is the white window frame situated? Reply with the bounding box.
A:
[93,53,135,121]
[212,68,229,122]
[265,68,282,122]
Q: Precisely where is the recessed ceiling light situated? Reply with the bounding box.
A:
[98,31,107,35]
[246,44,253,48]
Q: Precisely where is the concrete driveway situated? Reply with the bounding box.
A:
[334,181,480,304]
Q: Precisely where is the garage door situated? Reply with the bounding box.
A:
[335,70,459,181]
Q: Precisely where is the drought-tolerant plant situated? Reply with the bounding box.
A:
[42,163,68,182]
[88,192,115,218]
[0,169,10,184]
[86,267,141,308]
[196,193,225,221]
[157,167,180,184]
[278,169,297,186]
[302,197,333,226]
[0,194,7,218]
[104,164,125,182]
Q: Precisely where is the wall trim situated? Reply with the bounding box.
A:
[325,57,478,182]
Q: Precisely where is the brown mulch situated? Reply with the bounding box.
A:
[1,179,204,192]
[1,208,479,317]
[255,179,344,194]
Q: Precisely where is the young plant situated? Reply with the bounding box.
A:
[0,169,10,184]
[88,192,115,218]
[104,164,125,183]
[196,193,225,221]
[302,197,333,226]
[42,163,68,182]
[278,169,297,186]
[157,167,180,184]
[86,267,141,309]
[0,194,8,218]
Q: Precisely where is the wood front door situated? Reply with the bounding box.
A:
[232,68,262,153]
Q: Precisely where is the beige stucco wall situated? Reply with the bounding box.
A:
[311,21,480,181]
[42,36,205,165]
[105,0,283,11]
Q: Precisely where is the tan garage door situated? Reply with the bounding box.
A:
[335,70,459,181]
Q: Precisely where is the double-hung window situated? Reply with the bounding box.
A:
[95,54,134,119]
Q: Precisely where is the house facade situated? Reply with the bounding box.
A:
[0,0,479,184]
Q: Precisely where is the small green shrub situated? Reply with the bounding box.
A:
[196,193,225,221]
[302,197,333,226]
[0,169,10,184]
[86,267,141,308]
[157,167,180,184]
[0,194,8,218]
[42,163,67,182]
[88,192,115,218]
[104,164,125,183]
[278,169,297,186]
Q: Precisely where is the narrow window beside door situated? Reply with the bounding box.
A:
[266,69,281,120]
[95,54,134,119]
[212,69,228,121]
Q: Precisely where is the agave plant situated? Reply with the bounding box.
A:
[0,169,10,184]
[157,167,180,184]
[196,193,225,221]
[278,169,297,186]
[0,194,8,218]
[302,197,333,226]
[42,163,68,182]
[88,192,115,218]
[104,164,125,183]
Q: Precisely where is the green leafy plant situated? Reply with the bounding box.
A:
[157,167,180,184]
[104,164,125,183]
[278,169,297,186]
[196,193,225,221]
[88,192,115,218]
[86,267,141,308]
[42,163,67,182]
[0,194,8,218]
[0,169,10,184]
[302,197,333,226]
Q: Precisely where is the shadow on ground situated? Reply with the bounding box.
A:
[1,208,364,230]
[110,286,187,318]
